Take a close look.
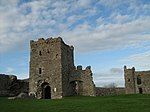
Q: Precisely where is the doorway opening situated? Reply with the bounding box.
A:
[41,82,51,99]
[139,88,143,94]
[70,81,83,96]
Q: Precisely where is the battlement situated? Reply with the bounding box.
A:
[30,37,63,44]
[75,65,91,71]
[30,37,74,50]
[124,65,135,71]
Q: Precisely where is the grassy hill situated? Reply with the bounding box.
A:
[0,94,150,112]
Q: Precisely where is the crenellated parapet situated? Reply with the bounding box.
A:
[69,65,95,96]
[75,65,91,71]
[30,37,64,46]
[124,65,135,73]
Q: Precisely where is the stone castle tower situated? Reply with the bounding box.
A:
[124,66,150,94]
[29,37,95,99]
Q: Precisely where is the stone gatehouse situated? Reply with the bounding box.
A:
[29,37,95,99]
[124,66,150,94]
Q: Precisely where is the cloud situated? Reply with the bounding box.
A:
[121,50,150,70]
[0,0,149,54]
[93,67,124,87]
[17,73,29,79]
[93,72,124,87]
[6,67,14,74]
[98,0,124,8]
[96,17,104,25]
[76,0,92,8]
[62,17,150,52]
[110,68,123,74]
[0,0,19,6]
[0,0,92,53]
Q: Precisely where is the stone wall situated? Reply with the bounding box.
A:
[81,66,95,96]
[69,66,96,96]
[135,71,150,94]
[95,87,125,96]
[0,74,29,97]
[61,41,75,96]
[124,66,150,94]
[29,38,63,99]
[29,37,96,99]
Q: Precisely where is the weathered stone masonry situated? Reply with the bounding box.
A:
[29,37,95,99]
[0,74,28,97]
[95,87,125,96]
[124,66,150,94]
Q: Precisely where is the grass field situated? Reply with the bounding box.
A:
[0,94,150,112]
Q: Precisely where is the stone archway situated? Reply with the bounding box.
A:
[41,82,51,99]
[43,85,51,99]
[70,80,83,96]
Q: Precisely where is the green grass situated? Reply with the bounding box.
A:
[0,94,150,112]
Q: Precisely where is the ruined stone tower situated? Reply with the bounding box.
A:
[29,37,95,99]
[124,66,150,94]
[124,66,136,94]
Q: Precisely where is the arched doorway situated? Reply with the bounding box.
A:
[41,82,51,99]
[70,80,83,96]
[44,85,51,99]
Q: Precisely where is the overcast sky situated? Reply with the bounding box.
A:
[0,0,150,87]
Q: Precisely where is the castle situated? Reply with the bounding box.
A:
[0,37,150,99]
[124,66,150,94]
[29,37,95,99]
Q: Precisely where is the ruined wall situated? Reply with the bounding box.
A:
[0,74,16,96]
[81,66,95,96]
[135,71,150,94]
[0,74,28,97]
[69,66,95,96]
[124,66,150,94]
[69,66,83,96]
[61,41,75,96]
[95,87,125,96]
[29,38,63,99]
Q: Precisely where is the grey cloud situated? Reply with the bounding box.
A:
[121,51,150,70]
[0,0,150,54]
[110,68,123,74]
[0,0,96,53]
[93,68,124,87]
[62,17,150,53]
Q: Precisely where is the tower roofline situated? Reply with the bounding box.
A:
[124,65,135,70]
[30,37,63,43]
[30,37,74,49]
